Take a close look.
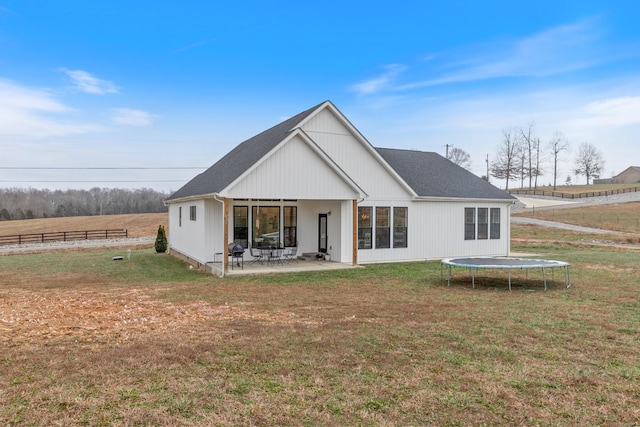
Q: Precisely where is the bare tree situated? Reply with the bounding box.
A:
[490,129,520,190]
[516,144,526,188]
[446,147,472,169]
[548,132,570,190]
[574,142,605,185]
[518,121,537,189]
[532,137,543,188]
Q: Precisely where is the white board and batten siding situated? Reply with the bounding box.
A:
[302,109,411,199]
[224,134,360,201]
[413,200,510,260]
[168,199,224,265]
[356,200,511,264]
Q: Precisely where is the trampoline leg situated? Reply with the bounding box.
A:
[542,267,547,291]
[447,265,451,286]
[508,270,511,291]
[472,269,475,289]
[565,266,571,288]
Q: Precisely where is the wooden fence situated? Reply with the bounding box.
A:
[508,186,640,199]
[0,229,128,246]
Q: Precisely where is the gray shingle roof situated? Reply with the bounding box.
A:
[167,101,515,203]
[376,148,516,200]
[166,102,323,201]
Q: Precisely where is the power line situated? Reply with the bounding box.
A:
[0,180,188,183]
[0,167,206,170]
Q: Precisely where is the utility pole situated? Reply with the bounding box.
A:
[485,154,489,182]
[444,144,453,158]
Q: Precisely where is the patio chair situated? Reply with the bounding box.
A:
[283,246,298,263]
[249,247,264,265]
[269,248,284,265]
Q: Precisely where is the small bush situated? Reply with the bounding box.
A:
[154,224,168,253]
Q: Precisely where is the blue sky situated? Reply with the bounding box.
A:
[1,1,639,191]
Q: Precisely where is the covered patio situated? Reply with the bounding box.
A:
[206,257,359,277]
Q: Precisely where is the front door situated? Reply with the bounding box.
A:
[318,214,328,253]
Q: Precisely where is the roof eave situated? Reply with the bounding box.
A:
[413,196,517,204]
[164,193,221,205]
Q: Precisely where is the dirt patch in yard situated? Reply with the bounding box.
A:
[0,281,311,351]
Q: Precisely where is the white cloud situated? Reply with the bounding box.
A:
[0,78,102,138]
[111,108,156,126]
[350,64,406,95]
[356,19,621,93]
[574,97,640,128]
[62,69,119,95]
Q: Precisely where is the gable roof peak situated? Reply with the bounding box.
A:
[166,100,333,202]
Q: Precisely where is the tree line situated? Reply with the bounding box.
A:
[446,122,606,190]
[0,187,169,221]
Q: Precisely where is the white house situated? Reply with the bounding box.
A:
[164,100,516,275]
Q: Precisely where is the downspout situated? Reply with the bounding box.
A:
[213,194,226,277]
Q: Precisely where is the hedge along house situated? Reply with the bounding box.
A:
[164,100,516,275]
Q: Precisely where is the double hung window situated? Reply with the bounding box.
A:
[357,207,373,249]
[375,207,390,249]
[477,208,488,240]
[490,208,501,239]
[465,207,501,240]
[358,206,408,250]
[393,207,408,248]
[464,208,476,240]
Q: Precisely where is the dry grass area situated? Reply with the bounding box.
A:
[1,213,639,425]
[0,213,168,238]
[514,201,640,235]
[1,245,639,425]
[511,223,640,247]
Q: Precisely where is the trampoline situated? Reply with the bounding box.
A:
[441,257,570,291]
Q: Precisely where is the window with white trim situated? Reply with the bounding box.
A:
[375,207,390,249]
[490,208,501,239]
[464,208,476,240]
[478,208,488,240]
[358,207,372,249]
[465,207,502,240]
[190,205,196,221]
[393,207,408,248]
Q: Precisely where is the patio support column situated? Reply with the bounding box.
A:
[223,197,229,274]
[352,199,358,265]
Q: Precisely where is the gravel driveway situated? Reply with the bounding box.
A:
[0,236,155,255]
